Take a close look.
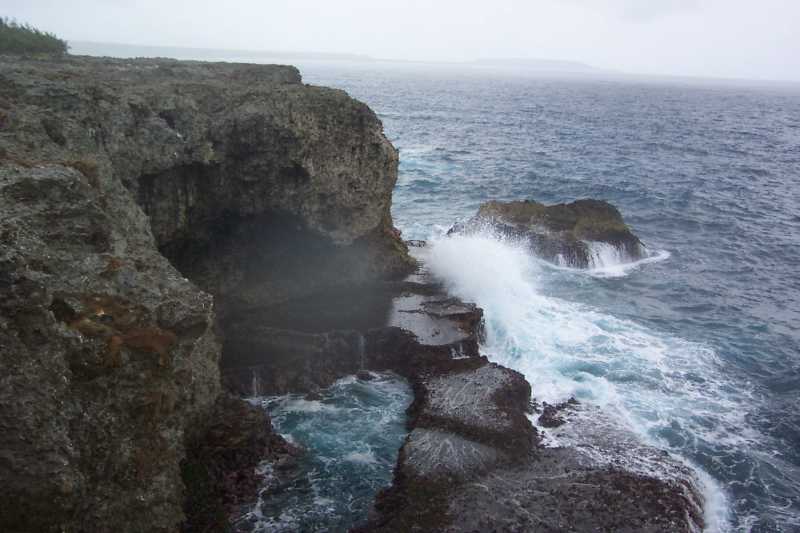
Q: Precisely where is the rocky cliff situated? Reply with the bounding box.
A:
[0,54,705,533]
[0,55,411,532]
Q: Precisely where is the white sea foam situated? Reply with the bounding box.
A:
[343,450,378,464]
[427,230,737,532]
[279,398,342,414]
[550,240,671,278]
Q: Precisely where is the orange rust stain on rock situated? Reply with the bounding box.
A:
[65,294,178,366]
[102,256,125,277]
[121,327,177,365]
[69,317,115,338]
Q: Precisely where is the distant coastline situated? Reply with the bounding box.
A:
[68,40,800,89]
[68,40,605,75]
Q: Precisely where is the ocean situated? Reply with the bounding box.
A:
[73,42,800,531]
[301,63,800,532]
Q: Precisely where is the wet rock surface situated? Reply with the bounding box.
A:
[443,403,705,533]
[537,397,579,428]
[181,395,301,533]
[355,244,705,533]
[451,199,644,268]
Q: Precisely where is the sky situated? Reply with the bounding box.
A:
[4,0,799,82]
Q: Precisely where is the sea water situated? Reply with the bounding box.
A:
[295,65,799,532]
[72,43,800,531]
[236,374,411,532]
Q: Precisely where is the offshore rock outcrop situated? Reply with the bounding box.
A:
[0,55,411,532]
[451,199,644,268]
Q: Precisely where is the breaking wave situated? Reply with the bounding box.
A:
[426,231,735,532]
[554,241,671,278]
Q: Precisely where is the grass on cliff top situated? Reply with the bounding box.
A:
[0,17,68,55]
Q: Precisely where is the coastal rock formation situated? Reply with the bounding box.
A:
[0,160,220,532]
[181,394,301,532]
[0,54,412,324]
[0,55,411,532]
[450,199,644,268]
[1,53,704,533]
[356,245,705,533]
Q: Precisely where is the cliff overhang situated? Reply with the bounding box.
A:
[0,54,412,532]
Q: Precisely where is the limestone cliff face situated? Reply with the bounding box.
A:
[0,162,220,532]
[1,55,412,320]
[0,55,411,532]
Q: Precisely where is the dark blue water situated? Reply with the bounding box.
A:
[295,64,800,532]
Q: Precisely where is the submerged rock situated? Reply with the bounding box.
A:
[451,199,644,268]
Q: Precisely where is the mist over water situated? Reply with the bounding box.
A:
[427,230,733,530]
[76,41,799,530]
[292,63,800,531]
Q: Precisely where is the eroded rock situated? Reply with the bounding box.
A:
[0,162,219,532]
[357,244,704,533]
[451,199,644,268]
[0,54,413,532]
[181,395,301,533]
[445,403,705,533]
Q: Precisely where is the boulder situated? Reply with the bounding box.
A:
[451,199,644,268]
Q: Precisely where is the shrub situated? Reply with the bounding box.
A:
[0,17,68,55]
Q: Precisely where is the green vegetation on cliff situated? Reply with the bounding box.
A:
[0,18,67,55]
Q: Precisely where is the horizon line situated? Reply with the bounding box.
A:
[68,39,800,87]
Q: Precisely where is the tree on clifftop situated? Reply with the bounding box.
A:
[0,17,68,55]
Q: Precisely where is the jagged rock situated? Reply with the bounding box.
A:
[0,54,414,326]
[363,379,705,532]
[0,162,219,532]
[450,199,644,268]
[0,55,412,532]
[443,403,705,533]
[356,246,704,533]
[181,395,300,533]
[537,397,579,428]
[358,355,537,533]
[410,360,535,455]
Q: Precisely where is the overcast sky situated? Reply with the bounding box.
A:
[5,0,799,82]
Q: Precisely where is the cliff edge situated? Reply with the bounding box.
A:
[0,55,411,532]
